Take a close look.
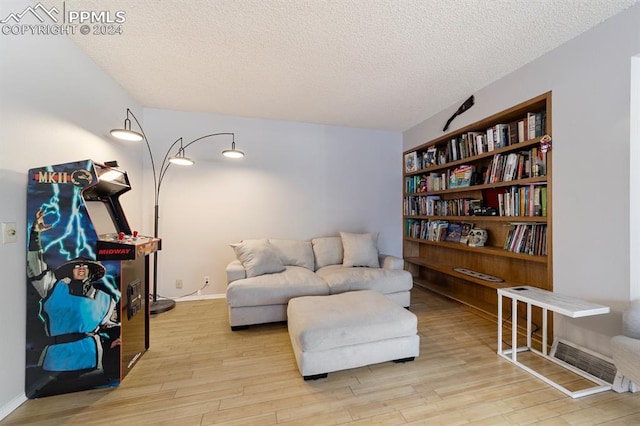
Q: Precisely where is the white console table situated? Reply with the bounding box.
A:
[497,286,611,398]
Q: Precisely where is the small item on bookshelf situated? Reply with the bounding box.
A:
[540,134,552,152]
[418,175,427,193]
[445,222,462,242]
[459,222,474,245]
[426,147,437,167]
[468,228,488,247]
[472,206,497,216]
[405,151,418,173]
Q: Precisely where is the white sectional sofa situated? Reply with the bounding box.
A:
[225,232,413,329]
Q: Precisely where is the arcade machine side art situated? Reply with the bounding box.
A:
[25,159,160,398]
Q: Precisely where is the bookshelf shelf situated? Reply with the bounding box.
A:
[403,92,553,324]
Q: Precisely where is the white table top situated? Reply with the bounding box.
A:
[497,286,610,318]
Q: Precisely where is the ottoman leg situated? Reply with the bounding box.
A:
[303,373,328,381]
[231,325,249,331]
[393,357,415,363]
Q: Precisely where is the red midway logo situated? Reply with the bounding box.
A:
[98,248,131,255]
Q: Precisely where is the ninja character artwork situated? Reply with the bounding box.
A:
[25,160,122,398]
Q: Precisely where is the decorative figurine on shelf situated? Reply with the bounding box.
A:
[468,228,488,247]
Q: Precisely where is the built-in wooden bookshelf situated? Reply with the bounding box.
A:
[403,92,553,338]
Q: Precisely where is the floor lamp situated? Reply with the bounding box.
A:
[110,108,245,314]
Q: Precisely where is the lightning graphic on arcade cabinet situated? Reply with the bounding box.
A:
[40,165,95,260]
[31,162,120,302]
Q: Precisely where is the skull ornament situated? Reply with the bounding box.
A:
[468,228,488,247]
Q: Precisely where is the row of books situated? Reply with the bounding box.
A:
[405,219,475,244]
[504,223,547,255]
[405,171,450,193]
[483,147,547,184]
[406,219,548,256]
[404,111,547,172]
[405,185,547,218]
[406,149,547,195]
[496,185,547,217]
[404,195,482,217]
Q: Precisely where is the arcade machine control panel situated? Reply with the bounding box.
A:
[97,231,161,261]
[97,232,161,320]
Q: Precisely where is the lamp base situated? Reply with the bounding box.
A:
[150,298,176,315]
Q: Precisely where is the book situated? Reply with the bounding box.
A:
[450,138,458,161]
[486,127,495,151]
[405,152,418,173]
[517,119,526,143]
[449,164,475,188]
[493,124,508,148]
[527,112,537,140]
[541,186,548,216]
[533,186,542,216]
[508,121,519,145]
[445,222,462,242]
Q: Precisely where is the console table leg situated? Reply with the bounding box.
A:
[527,303,532,349]
[542,307,548,355]
[497,294,503,354]
[512,298,518,361]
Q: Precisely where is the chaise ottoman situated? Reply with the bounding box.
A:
[287,290,419,380]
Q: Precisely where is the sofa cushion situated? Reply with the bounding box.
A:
[311,236,343,269]
[315,264,413,295]
[226,266,329,307]
[269,239,314,271]
[230,239,285,278]
[340,232,380,268]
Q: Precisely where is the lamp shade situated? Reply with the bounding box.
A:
[168,155,195,166]
[222,148,245,158]
[110,128,143,142]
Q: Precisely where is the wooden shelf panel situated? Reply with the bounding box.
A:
[413,278,498,317]
[405,257,520,290]
[403,239,548,263]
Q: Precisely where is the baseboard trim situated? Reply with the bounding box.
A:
[1,393,26,422]
[175,293,225,302]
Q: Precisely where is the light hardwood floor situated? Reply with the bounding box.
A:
[3,287,640,425]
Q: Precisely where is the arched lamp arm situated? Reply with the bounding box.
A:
[127,109,158,197]
[181,132,235,151]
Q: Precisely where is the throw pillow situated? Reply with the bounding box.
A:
[269,239,315,271]
[230,239,286,278]
[623,304,640,339]
[311,236,344,269]
[340,232,380,268]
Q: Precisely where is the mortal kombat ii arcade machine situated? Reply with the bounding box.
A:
[26,159,160,398]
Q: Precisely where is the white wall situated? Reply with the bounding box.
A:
[0,0,143,417]
[404,3,640,357]
[141,108,402,297]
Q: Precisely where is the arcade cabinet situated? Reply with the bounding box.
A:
[25,159,161,398]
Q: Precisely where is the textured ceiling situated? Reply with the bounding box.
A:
[56,0,637,131]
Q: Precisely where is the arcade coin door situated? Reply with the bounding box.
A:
[26,159,160,398]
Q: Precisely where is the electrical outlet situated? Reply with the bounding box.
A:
[1,222,17,244]
[204,276,210,287]
[175,279,183,289]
